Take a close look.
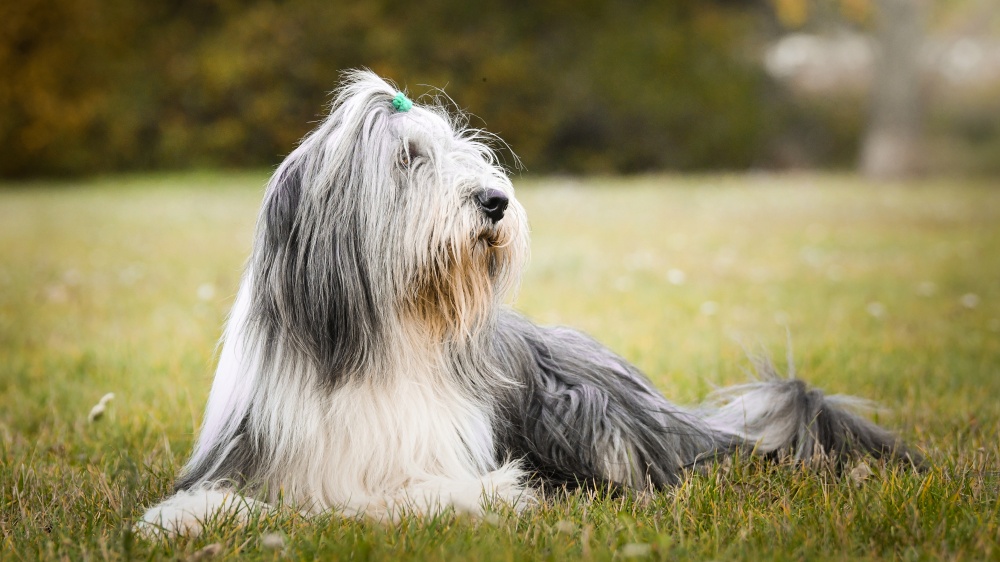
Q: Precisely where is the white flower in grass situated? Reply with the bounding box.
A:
[666,268,686,286]
[866,302,887,319]
[88,393,115,423]
[916,281,937,297]
[800,246,823,268]
[553,520,575,534]
[619,543,652,558]
[261,532,285,550]
[197,283,216,301]
[191,543,223,560]
[700,301,719,317]
[960,293,980,309]
[850,462,873,487]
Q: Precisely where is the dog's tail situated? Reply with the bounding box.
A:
[702,357,922,467]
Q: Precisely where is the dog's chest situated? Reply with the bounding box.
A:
[316,371,497,491]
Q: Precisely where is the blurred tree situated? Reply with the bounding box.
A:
[0,0,778,177]
[765,0,934,179]
[860,0,927,179]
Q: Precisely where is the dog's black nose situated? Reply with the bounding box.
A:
[476,188,509,223]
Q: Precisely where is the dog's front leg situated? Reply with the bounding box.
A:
[135,486,270,537]
[360,460,532,520]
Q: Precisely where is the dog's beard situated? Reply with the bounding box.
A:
[408,215,522,341]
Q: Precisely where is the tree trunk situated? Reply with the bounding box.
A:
[860,0,926,180]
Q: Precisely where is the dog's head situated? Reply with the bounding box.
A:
[250,70,528,377]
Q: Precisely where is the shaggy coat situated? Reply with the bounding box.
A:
[139,71,918,536]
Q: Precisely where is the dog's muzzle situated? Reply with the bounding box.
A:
[476,188,509,223]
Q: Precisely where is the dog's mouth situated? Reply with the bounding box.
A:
[476,231,500,247]
[475,225,504,248]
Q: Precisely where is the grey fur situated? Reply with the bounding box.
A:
[492,313,920,491]
[149,71,919,531]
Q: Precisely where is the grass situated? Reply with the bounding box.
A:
[1,172,998,560]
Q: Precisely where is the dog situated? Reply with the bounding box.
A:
[138,70,918,536]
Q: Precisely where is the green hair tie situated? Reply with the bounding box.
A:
[392,92,413,112]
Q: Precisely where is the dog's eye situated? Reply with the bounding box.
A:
[399,142,420,168]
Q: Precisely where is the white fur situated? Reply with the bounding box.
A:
[241,332,530,518]
[137,487,268,537]
[141,274,532,535]
[190,282,256,469]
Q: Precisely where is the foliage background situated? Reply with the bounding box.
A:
[0,0,950,178]
[1,1,765,176]
[5,0,999,178]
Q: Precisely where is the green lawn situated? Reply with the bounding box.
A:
[1,173,998,560]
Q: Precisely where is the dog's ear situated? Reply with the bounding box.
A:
[263,159,303,248]
[252,153,382,385]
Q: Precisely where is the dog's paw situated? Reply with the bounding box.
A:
[480,461,535,512]
[135,487,269,538]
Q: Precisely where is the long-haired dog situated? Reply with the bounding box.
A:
[139,70,918,536]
